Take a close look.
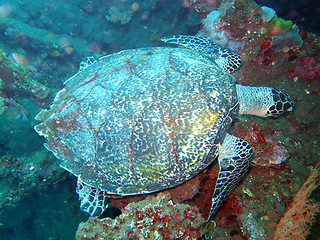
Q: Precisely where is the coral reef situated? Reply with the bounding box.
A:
[76,193,205,240]
[197,0,303,59]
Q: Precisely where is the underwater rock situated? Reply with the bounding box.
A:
[105,6,135,25]
[182,0,221,17]
[0,96,7,115]
[0,47,52,110]
[239,212,267,239]
[199,10,246,52]
[287,55,320,81]
[76,193,205,240]
[271,29,303,52]
[0,3,12,18]
[0,151,63,209]
[10,53,31,66]
[247,125,289,168]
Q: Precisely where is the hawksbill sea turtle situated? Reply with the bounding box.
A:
[34,35,294,221]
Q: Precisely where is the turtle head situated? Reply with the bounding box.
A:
[265,88,295,117]
[237,85,294,117]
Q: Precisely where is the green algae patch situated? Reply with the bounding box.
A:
[269,15,293,35]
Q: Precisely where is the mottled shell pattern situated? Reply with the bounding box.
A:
[35,47,238,195]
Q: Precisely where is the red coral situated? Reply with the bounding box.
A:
[273,164,320,240]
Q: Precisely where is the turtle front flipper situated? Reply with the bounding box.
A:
[76,177,109,217]
[161,35,241,73]
[208,134,253,221]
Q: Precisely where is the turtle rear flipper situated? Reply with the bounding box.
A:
[78,56,96,73]
[208,134,253,221]
[76,178,109,217]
